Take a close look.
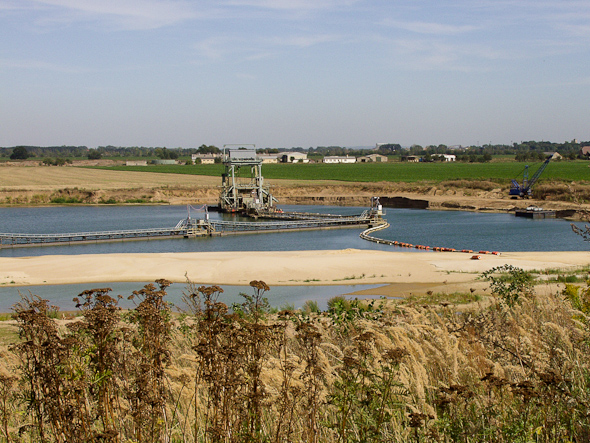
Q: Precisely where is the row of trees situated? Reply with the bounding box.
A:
[3,140,589,162]
[304,141,589,161]
[2,146,89,159]
[421,152,494,163]
[0,144,223,160]
[406,140,588,157]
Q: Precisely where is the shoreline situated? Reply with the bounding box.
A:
[1,249,588,298]
[0,192,587,222]
[1,165,589,221]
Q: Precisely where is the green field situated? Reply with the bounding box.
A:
[92,160,589,183]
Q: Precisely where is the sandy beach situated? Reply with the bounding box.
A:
[1,249,588,297]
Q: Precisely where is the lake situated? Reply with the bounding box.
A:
[0,204,586,256]
[0,204,587,311]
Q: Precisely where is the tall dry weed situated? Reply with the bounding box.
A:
[4,276,590,442]
[124,279,174,442]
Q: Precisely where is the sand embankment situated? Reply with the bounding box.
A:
[2,165,589,219]
[1,249,588,297]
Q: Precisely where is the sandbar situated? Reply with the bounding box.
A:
[1,249,588,297]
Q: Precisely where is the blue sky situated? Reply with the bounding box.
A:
[1,0,589,149]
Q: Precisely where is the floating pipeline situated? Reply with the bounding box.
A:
[359,222,501,255]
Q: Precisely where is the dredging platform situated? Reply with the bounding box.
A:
[514,206,556,219]
[218,145,277,214]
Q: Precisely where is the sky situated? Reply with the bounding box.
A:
[1,0,589,149]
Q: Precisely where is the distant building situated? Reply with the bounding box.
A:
[126,160,147,166]
[430,154,456,162]
[401,155,420,163]
[580,146,590,158]
[257,154,279,164]
[323,155,356,164]
[357,154,388,163]
[544,152,562,160]
[153,159,177,165]
[281,152,309,163]
[192,153,220,164]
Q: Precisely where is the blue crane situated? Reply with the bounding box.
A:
[509,156,552,198]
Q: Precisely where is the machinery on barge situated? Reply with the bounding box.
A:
[218,145,278,214]
[509,155,552,198]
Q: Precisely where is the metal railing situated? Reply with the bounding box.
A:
[0,226,188,246]
[209,217,370,232]
[1,210,381,248]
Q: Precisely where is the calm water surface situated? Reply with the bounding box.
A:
[2,282,382,314]
[0,204,587,256]
[0,204,587,311]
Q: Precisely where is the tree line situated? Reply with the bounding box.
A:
[2,140,589,161]
[0,145,222,160]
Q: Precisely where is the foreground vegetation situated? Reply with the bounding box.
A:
[1,273,590,442]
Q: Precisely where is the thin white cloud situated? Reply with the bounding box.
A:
[27,0,199,29]
[0,0,44,14]
[456,0,590,33]
[194,33,340,62]
[386,37,506,72]
[270,34,340,48]
[0,57,86,73]
[194,36,231,60]
[375,1,590,73]
[244,52,274,61]
[0,1,19,10]
[538,76,590,88]
[554,21,590,38]
[222,0,359,11]
[382,19,477,35]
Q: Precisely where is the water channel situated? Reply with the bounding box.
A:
[0,204,587,312]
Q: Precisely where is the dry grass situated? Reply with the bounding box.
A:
[0,277,589,442]
[0,166,219,190]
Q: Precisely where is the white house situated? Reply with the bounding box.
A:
[257,154,280,164]
[281,152,309,163]
[192,153,220,164]
[323,155,356,164]
[435,154,456,162]
[191,154,217,164]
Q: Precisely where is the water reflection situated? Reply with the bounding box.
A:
[0,281,383,313]
[0,204,586,258]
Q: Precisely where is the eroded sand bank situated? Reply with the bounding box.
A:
[1,249,588,297]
